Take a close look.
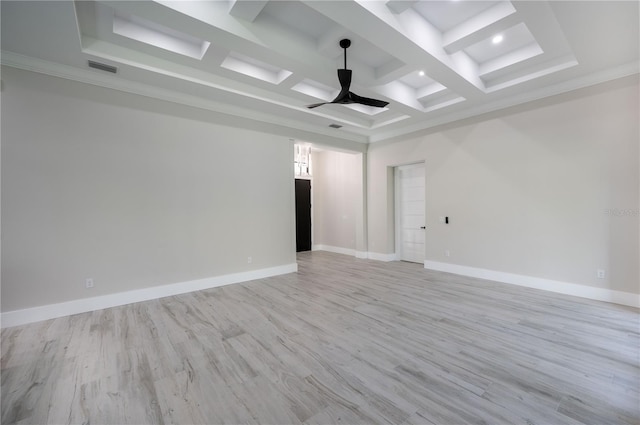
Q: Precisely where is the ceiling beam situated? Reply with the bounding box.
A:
[511,2,574,57]
[374,60,411,85]
[303,0,487,100]
[228,0,269,23]
[442,2,519,53]
[385,0,418,15]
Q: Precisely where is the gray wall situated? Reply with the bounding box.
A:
[1,67,296,312]
[367,76,639,295]
[311,150,360,251]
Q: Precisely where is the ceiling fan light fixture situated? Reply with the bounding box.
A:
[306,39,389,110]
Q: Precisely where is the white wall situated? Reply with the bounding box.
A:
[311,150,360,252]
[368,76,639,295]
[1,66,296,313]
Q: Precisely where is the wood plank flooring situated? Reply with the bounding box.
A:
[2,251,639,424]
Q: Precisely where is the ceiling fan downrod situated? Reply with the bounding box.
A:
[340,38,351,69]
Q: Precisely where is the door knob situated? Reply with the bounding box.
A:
[420,226,426,229]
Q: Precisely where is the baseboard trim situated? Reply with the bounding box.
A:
[312,244,355,257]
[355,251,368,259]
[424,260,640,308]
[366,252,397,262]
[312,245,396,262]
[1,263,298,328]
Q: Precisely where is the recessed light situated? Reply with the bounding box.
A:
[492,34,503,44]
[419,70,425,77]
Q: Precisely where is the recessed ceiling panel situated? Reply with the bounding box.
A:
[292,79,336,101]
[398,71,436,90]
[464,22,537,64]
[340,36,398,70]
[420,92,466,112]
[113,12,210,59]
[343,104,388,116]
[257,1,340,41]
[416,82,448,100]
[221,51,292,84]
[412,1,501,33]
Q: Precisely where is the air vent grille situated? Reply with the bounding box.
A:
[88,60,118,74]
[329,123,342,129]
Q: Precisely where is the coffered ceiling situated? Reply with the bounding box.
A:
[1,1,638,146]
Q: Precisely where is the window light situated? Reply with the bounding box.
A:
[294,144,312,177]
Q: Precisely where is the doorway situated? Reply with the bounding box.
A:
[395,163,425,263]
[295,179,312,252]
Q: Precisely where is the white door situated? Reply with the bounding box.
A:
[396,163,425,263]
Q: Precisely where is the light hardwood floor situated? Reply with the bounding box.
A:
[2,251,639,424]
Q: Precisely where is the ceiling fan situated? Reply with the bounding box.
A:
[307,39,389,109]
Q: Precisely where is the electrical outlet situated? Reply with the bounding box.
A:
[597,269,605,279]
[247,256,252,264]
[85,278,94,289]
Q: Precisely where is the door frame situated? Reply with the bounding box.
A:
[394,162,426,262]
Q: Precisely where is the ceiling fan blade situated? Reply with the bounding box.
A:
[350,92,389,108]
[306,102,330,109]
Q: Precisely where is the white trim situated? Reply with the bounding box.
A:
[367,252,398,262]
[1,263,297,328]
[395,166,401,262]
[312,246,397,262]
[312,244,356,257]
[355,251,368,259]
[424,260,640,308]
